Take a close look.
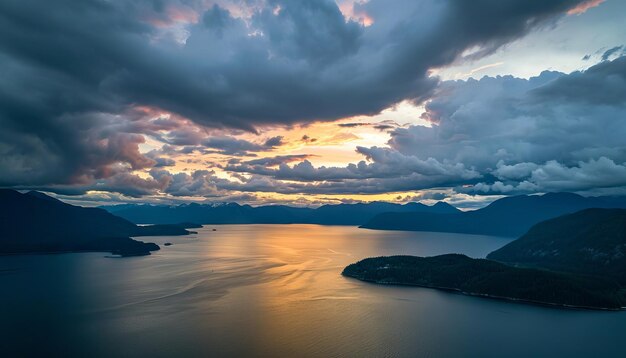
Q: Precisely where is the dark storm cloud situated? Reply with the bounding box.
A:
[0,0,589,192]
[0,0,154,186]
[337,120,399,131]
[153,157,177,167]
[388,56,626,195]
[208,56,626,196]
[145,149,177,167]
[337,123,367,128]
[68,50,626,200]
[202,136,283,155]
[224,147,478,183]
[161,129,207,146]
[263,136,284,147]
[215,171,479,195]
[238,154,316,166]
[531,55,626,105]
[15,171,172,198]
[373,124,396,131]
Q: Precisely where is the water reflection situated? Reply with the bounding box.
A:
[1,225,624,357]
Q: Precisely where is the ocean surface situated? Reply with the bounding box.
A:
[1,224,625,357]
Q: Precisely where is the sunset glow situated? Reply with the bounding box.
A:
[3,1,626,356]
[1,0,625,210]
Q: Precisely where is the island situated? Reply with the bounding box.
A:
[343,254,625,310]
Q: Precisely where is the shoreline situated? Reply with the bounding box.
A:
[343,273,625,311]
[0,247,156,257]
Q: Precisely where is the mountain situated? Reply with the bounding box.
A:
[488,208,626,284]
[342,254,625,310]
[101,200,460,225]
[429,201,462,214]
[345,208,626,310]
[0,189,191,256]
[361,192,626,237]
[301,201,458,225]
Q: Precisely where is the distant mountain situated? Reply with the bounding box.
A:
[429,201,462,214]
[361,193,626,237]
[0,189,191,256]
[343,254,624,310]
[301,201,459,225]
[488,208,626,284]
[101,200,460,225]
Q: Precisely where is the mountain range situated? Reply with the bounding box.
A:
[102,200,460,225]
[0,189,191,256]
[361,192,626,237]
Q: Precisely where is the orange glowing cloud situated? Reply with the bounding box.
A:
[337,0,374,27]
[143,5,199,28]
[567,0,604,15]
[167,6,199,23]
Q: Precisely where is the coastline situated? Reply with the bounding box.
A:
[342,273,625,311]
[0,249,154,257]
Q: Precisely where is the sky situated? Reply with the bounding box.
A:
[1,0,625,209]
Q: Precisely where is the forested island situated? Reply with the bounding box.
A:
[343,254,625,310]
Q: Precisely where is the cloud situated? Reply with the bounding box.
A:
[581,44,626,63]
[493,161,539,181]
[0,0,594,194]
[218,144,481,195]
[301,135,317,143]
[601,45,624,61]
[567,0,604,15]
[146,150,177,167]
[263,136,284,147]
[461,157,626,195]
[202,135,282,155]
[387,56,626,195]
[20,57,626,198]
[531,55,626,105]
[162,128,207,146]
[232,154,316,167]
[337,120,400,131]
[0,108,156,187]
[225,146,479,183]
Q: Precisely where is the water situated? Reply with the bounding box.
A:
[1,225,625,357]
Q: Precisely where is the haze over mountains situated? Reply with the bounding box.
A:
[362,193,626,237]
[0,189,191,256]
[102,201,460,225]
[102,192,626,237]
